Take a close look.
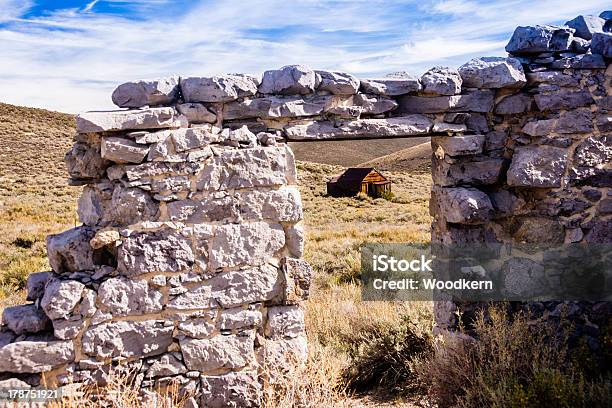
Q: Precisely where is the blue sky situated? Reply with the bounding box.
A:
[0,0,608,112]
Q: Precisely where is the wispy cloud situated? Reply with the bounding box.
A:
[0,0,33,23]
[0,0,607,112]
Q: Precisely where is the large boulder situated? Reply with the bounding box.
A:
[507,146,568,188]
[258,65,316,95]
[420,66,462,95]
[76,108,180,133]
[111,76,179,108]
[315,70,359,94]
[459,57,526,89]
[564,15,605,40]
[505,25,574,54]
[181,74,259,103]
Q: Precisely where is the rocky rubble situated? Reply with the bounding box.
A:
[1,9,610,407]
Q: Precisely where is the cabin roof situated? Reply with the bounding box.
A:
[330,167,387,183]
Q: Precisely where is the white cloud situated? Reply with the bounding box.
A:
[0,0,608,112]
[0,0,32,23]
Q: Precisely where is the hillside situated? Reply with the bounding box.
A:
[357,141,432,172]
[289,136,429,166]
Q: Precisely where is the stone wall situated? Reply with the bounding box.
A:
[0,10,611,407]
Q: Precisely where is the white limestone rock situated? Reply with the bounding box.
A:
[324,94,398,117]
[180,334,254,371]
[90,230,120,249]
[101,137,150,164]
[209,222,285,269]
[285,224,304,258]
[431,186,494,224]
[181,74,259,103]
[118,228,195,276]
[259,65,316,95]
[46,226,96,273]
[282,257,312,304]
[236,187,303,223]
[176,103,217,124]
[265,306,305,339]
[112,76,179,108]
[220,308,263,331]
[200,371,261,408]
[505,25,574,55]
[41,279,86,320]
[1,304,51,335]
[81,320,173,359]
[223,95,328,120]
[420,66,462,95]
[196,145,296,191]
[459,57,526,89]
[0,340,74,373]
[168,264,282,309]
[315,70,360,94]
[76,108,180,133]
[26,271,52,301]
[397,90,495,114]
[177,318,216,338]
[284,115,433,140]
[432,135,485,156]
[98,277,163,316]
[79,184,159,227]
[360,75,421,96]
[146,353,187,378]
[209,265,283,307]
[565,15,605,40]
[256,336,308,371]
[65,141,109,180]
[507,146,568,188]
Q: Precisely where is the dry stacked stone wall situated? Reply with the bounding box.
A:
[0,9,611,407]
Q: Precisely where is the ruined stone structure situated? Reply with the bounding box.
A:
[0,10,611,407]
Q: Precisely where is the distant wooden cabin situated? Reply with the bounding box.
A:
[327,168,391,198]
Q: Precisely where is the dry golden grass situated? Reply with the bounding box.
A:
[0,103,79,311]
